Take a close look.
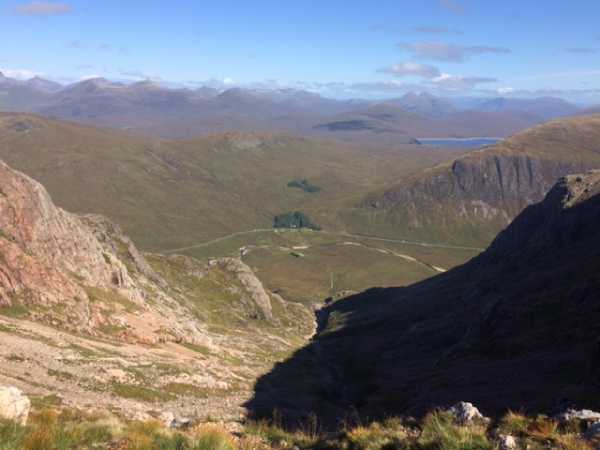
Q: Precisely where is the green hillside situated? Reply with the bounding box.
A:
[0,113,465,251]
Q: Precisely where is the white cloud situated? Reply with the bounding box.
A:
[432,73,498,89]
[378,62,441,79]
[497,87,515,95]
[0,68,40,80]
[14,1,72,16]
[399,42,511,62]
[78,74,103,81]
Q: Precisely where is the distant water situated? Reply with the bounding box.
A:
[417,137,502,149]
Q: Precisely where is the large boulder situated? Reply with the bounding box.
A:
[159,411,191,429]
[0,386,31,425]
[448,402,488,424]
[556,409,600,423]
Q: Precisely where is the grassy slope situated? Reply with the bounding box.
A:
[0,113,465,251]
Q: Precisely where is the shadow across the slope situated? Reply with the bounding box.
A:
[246,181,600,430]
[246,230,600,428]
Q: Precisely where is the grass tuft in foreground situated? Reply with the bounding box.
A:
[0,408,596,450]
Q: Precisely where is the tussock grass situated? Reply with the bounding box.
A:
[497,411,530,436]
[344,418,410,450]
[189,424,237,450]
[245,413,320,449]
[0,411,238,450]
[417,411,491,450]
[0,407,596,450]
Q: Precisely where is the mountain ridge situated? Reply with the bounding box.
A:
[0,72,585,140]
[358,114,600,245]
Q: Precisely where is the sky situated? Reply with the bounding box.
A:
[1,0,600,103]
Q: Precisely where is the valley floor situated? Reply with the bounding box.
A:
[172,229,480,306]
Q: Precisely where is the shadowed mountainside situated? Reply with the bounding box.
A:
[247,170,600,427]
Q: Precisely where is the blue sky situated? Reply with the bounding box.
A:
[1,0,599,102]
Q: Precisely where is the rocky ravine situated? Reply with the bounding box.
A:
[248,169,600,425]
[0,158,314,421]
[363,114,600,246]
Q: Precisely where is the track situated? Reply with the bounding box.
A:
[163,228,484,254]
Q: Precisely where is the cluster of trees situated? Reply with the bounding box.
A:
[273,212,321,230]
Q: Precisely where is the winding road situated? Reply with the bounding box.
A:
[163,228,484,255]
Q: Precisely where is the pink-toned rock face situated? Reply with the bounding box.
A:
[0,161,91,308]
[0,237,87,306]
[0,160,115,284]
[0,158,215,343]
[0,160,143,326]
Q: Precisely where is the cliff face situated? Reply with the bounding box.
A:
[248,170,600,425]
[0,159,210,341]
[0,160,140,317]
[364,115,600,245]
[481,171,600,265]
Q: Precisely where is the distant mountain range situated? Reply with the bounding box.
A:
[0,72,592,140]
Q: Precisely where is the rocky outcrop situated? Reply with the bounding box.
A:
[556,408,600,423]
[364,115,600,245]
[448,402,488,424]
[214,258,273,321]
[0,160,146,327]
[160,411,192,429]
[479,171,600,266]
[377,154,587,220]
[0,386,30,425]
